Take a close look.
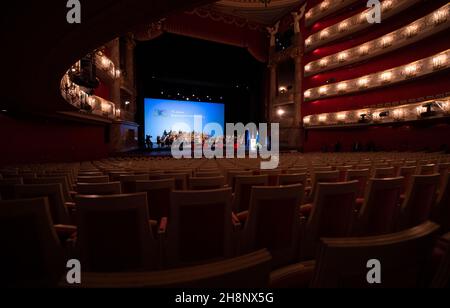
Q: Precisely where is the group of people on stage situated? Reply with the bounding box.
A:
[145,130,226,149]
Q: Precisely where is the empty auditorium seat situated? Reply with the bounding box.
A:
[346,169,370,199]
[357,177,404,235]
[76,182,122,195]
[0,198,65,287]
[310,221,439,288]
[373,167,396,179]
[189,176,226,190]
[301,181,359,259]
[133,179,175,220]
[66,249,272,288]
[77,176,109,184]
[401,174,440,229]
[240,184,304,268]
[75,193,159,271]
[0,178,24,200]
[233,175,268,213]
[166,188,235,267]
[159,173,189,190]
[119,174,150,193]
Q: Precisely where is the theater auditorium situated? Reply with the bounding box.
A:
[1,0,449,288]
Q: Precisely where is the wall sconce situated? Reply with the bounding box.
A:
[319,86,328,96]
[279,86,287,94]
[380,71,393,83]
[381,35,393,48]
[382,0,394,11]
[318,114,327,122]
[337,82,348,93]
[403,64,418,78]
[338,52,348,62]
[277,109,285,116]
[304,90,312,98]
[358,77,369,89]
[303,116,311,125]
[338,21,349,32]
[359,44,369,56]
[432,53,447,70]
[114,69,121,79]
[319,58,328,68]
[433,9,448,25]
[405,24,419,38]
[305,63,312,72]
[305,37,312,46]
[320,1,330,12]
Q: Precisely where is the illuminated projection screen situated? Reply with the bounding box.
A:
[144,98,225,142]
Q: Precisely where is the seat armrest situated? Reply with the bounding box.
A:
[65,202,76,209]
[158,217,168,235]
[54,224,77,238]
[231,212,242,230]
[269,260,316,288]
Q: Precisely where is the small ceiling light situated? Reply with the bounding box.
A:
[125,101,130,105]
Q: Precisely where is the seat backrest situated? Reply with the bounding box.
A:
[432,172,450,233]
[168,188,233,266]
[76,182,122,196]
[243,185,304,268]
[15,184,69,225]
[286,168,308,175]
[234,175,269,212]
[346,169,370,199]
[438,163,450,193]
[77,176,109,184]
[75,193,157,272]
[195,171,221,178]
[119,174,150,193]
[28,176,72,202]
[0,198,65,287]
[71,250,272,288]
[358,177,404,235]
[260,170,281,186]
[278,173,307,187]
[304,181,359,259]
[399,166,417,194]
[418,164,437,175]
[311,221,439,288]
[189,176,225,190]
[336,166,352,181]
[402,174,440,228]
[159,173,189,190]
[310,171,340,200]
[226,170,253,191]
[0,178,24,200]
[133,179,175,220]
[78,172,104,177]
[373,167,396,179]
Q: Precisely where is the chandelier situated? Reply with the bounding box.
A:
[260,0,272,7]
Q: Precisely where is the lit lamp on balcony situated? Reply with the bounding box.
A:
[358,77,369,89]
[116,108,121,119]
[381,35,393,48]
[393,108,405,121]
[319,58,328,68]
[337,113,347,123]
[305,63,312,72]
[337,82,348,93]
[338,21,349,33]
[405,24,419,38]
[320,1,330,12]
[303,116,311,125]
[338,52,348,63]
[277,108,285,117]
[320,30,329,40]
[305,37,312,47]
[432,53,447,70]
[382,0,394,11]
[403,64,418,78]
[278,86,287,94]
[319,86,328,96]
[304,90,312,99]
[318,114,327,123]
[114,69,121,79]
[359,44,370,56]
[306,10,313,20]
[433,9,448,25]
[358,12,368,24]
[380,71,393,84]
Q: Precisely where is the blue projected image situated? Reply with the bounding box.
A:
[144,98,225,144]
